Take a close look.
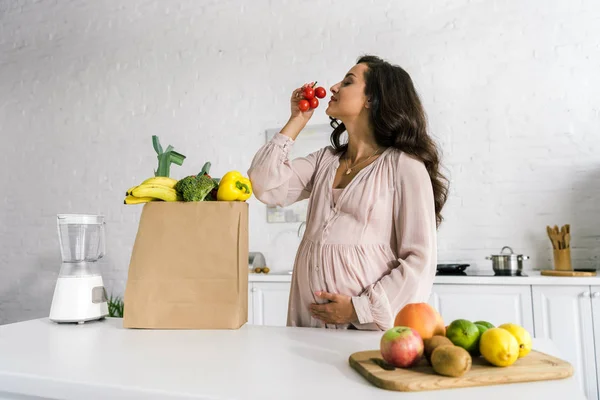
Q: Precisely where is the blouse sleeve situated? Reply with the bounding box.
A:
[247,132,322,207]
[351,153,438,331]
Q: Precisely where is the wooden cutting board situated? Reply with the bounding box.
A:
[541,270,597,277]
[349,349,573,392]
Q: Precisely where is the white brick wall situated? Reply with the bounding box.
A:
[1,0,599,324]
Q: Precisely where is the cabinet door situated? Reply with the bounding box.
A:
[532,285,597,400]
[592,286,600,399]
[247,283,254,325]
[430,284,534,334]
[252,282,291,327]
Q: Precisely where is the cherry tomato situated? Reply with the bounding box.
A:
[303,86,315,100]
[314,87,326,99]
[309,97,319,109]
[298,99,310,112]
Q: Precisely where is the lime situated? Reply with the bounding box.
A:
[475,323,487,334]
[471,324,489,356]
[474,320,495,330]
[446,319,480,353]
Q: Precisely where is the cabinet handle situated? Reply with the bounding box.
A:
[581,292,591,298]
[592,292,600,298]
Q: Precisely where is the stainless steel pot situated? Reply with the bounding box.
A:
[486,246,529,276]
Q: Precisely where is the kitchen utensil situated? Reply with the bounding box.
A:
[436,264,470,274]
[541,269,597,277]
[553,248,572,271]
[546,226,557,249]
[49,214,108,323]
[348,349,572,392]
[547,226,561,249]
[486,246,529,276]
[248,252,266,272]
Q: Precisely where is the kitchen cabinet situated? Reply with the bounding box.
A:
[532,285,599,400]
[249,282,291,327]
[428,284,535,334]
[248,282,536,333]
[248,286,254,324]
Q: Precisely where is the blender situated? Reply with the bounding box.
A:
[49,214,109,323]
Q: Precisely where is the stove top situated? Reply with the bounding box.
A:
[436,264,527,277]
[436,271,528,277]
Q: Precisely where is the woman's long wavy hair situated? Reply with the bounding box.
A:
[330,55,449,227]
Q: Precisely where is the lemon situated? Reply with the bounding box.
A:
[479,328,519,367]
[499,323,532,358]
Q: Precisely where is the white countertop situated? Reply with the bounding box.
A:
[250,270,600,285]
[0,318,584,400]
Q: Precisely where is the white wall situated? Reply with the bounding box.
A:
[1,0,599,324]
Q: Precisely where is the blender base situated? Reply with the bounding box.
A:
[49,275,109,323]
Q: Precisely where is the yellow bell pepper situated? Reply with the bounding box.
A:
[217,171,252,201]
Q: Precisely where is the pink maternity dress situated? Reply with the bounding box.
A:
[248,133,437,330]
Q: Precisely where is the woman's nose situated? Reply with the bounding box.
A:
[330,84,339,93]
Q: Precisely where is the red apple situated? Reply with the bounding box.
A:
[380,326,424,368]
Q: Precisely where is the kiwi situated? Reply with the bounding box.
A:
[424,336,454,364]
[431,345,472,377]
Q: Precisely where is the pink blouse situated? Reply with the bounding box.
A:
[247,133,437,330]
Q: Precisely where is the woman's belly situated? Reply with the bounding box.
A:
[287,238,399,329]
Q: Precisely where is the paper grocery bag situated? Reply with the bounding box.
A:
[123,201,248,329]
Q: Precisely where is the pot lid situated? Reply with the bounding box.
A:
[490,246,521,257]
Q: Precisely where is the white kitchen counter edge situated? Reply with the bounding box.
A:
[0,318,585,400]
[249,271,600,285]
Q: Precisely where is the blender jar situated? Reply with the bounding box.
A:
[56,214,106,277]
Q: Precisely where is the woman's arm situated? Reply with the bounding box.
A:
[351,153,437,331]
[247,84,320,207]
[247,132,322,207]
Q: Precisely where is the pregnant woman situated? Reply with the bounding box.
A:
[248,55,449,330]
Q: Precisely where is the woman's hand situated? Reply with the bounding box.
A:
[310,291,358,325]
[281,83,315,141]
[290,83,316,121]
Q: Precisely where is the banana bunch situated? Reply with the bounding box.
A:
[124,176,182,204]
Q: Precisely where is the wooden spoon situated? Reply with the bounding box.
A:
[560,226,567,249]
[546,226,556,249]
[547,226,561,249]
[553,225,563,249]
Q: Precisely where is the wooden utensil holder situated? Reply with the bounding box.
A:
[553,248,572,271]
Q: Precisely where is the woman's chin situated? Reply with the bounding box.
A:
[325,106,336,118]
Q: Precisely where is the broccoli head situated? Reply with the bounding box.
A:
[175,174,217,202]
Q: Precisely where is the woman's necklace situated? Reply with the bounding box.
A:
[344,148,384,175]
